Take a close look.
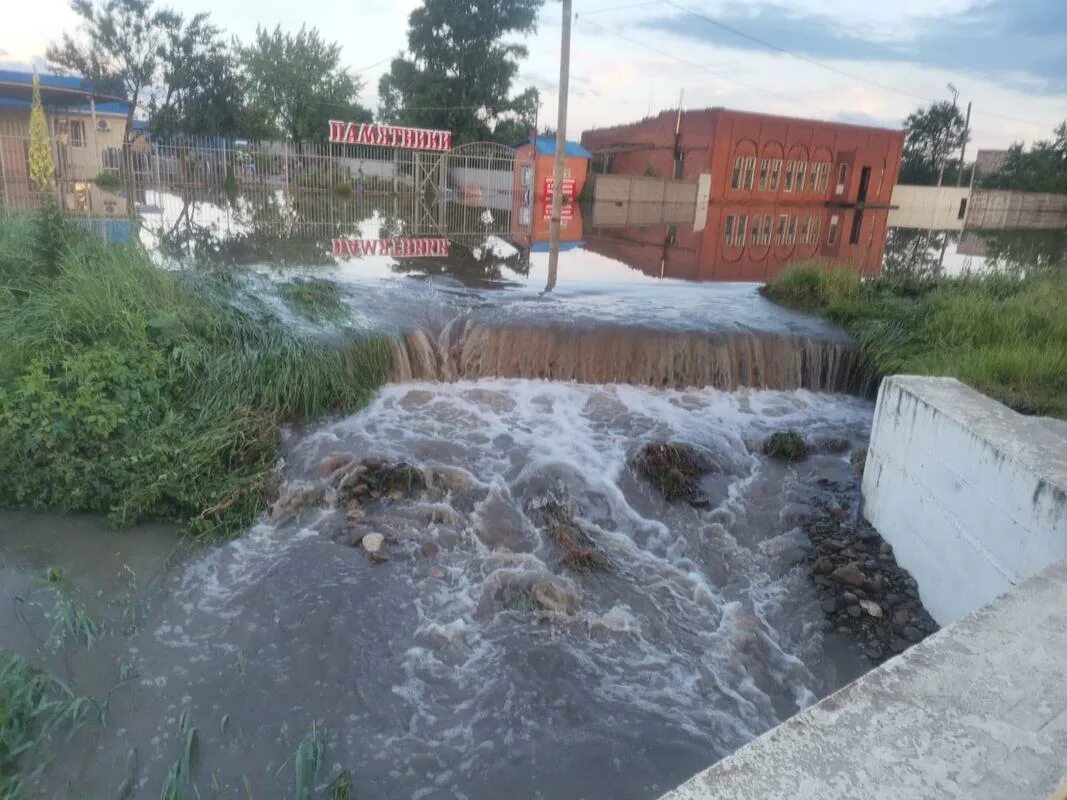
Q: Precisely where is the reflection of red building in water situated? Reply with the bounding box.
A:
[580,107,902,280]
[510,197,585,253]
[586,205,888,282]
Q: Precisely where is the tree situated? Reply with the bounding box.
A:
[47,0,166,139]
[148,12,249,137]
[240,26,371,143]
[980,121,1067,194]
[378,0,543,145]
[29,74,56,192]
[900,101,967,186]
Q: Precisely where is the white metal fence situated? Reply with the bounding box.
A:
[0,121,519,225]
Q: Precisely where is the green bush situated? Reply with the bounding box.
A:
[92,171,122,191]
[0,212,390,536]
[764,264,1067,419]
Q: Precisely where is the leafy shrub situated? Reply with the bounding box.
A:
[92,171,122,191]
[0,211,390,535]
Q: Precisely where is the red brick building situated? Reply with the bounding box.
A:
[581,108,904,207]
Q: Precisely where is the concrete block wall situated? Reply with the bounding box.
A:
[888,185,971,230]
[967,189,1067,229]
[861,376,1067,624]
[660,557,1067,800]
[591,174,698,205]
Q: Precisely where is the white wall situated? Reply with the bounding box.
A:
[888,185,971,230]
[862,376,1067,625]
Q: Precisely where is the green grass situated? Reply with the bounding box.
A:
[1,650,93,799]
[764,263,1067,418]
[277,277,346,323]
[0,209,391,536]
[762,430,809,462]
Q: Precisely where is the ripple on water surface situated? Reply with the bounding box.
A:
[14,381,873,799]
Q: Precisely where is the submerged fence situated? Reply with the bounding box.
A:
[0,121,521,227]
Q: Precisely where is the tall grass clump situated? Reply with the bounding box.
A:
[0,211,391,536]
[764,263,1067,418]
[1,650,93,799]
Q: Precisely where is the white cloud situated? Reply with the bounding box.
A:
[4,0,1063,149]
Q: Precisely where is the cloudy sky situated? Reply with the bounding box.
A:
[3,0,1065,149]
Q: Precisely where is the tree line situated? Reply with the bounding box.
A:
[901,100,1067,193]
[47,0,543,146]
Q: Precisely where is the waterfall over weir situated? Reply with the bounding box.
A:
[388,321,871,393]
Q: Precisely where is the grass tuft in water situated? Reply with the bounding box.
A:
[0,650,94,799]
[762,430,809,462]
[277,277,346,323]
[279,724,325,800]
[325,769,354,800]
[763,262,1067,419]
[160,712,198,800]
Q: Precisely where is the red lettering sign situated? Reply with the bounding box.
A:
[331,238,452,259]
[328,120,452,151]
[542,202,575,222]
[544,177,577,199]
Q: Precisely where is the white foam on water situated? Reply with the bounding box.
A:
[134,378,872,798]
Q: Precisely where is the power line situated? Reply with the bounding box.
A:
[575,15,802,108]
[662,0,1060,130]
[576,1,658,15]
[353,56,394,74]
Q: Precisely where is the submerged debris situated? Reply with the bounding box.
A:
[332,457,427,506]
[762,430,809,462]
[527,493,612,573]
[631,442,714,503]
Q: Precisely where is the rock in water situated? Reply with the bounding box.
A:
[830,563,868,588]
[362,533,384,554]
[859,599,883,618]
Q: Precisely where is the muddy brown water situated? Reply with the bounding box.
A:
[3,381,873,799]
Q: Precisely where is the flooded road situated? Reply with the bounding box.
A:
[4,383,872,799]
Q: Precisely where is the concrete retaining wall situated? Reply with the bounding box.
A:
[861,376,1067,625]
[592,174,698,204]
[660,556,1067,800]
[966,189,1067,229]
[888,185,971,230]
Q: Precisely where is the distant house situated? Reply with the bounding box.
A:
[0,70,130,213]
[511,135,592,230]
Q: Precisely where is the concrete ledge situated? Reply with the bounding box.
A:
[660,557,1067,800]
[861,376,1067,624]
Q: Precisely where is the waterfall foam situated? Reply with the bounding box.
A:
[388,322,871,393]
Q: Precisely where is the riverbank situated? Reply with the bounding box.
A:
[0,210,390,536]
[762,264,1067,419]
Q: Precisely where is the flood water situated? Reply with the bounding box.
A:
[2,193,1061,798]
[3,383,872,799]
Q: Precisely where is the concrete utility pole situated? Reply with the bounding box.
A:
[545,0,572,294]
[957,101,972,187]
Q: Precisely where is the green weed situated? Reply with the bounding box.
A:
[762,430,809,462]
[0,650,93,798]
[277,277,346,323]
[764,263,1067,418]
[160,711,199,800]
[0,210,390,537]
